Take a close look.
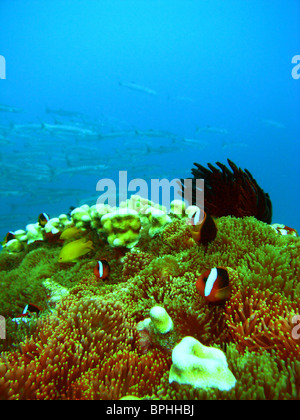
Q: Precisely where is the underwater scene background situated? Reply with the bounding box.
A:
[0,0,299,401]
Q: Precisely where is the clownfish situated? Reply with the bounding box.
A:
[272,223,298,237]
[196,267,231,303]
[188,209,217,245]
[11,303,42,324]
[94,259,110,280]
[27,302,42,315]
[1,231,16,245]
[38,213,50,227]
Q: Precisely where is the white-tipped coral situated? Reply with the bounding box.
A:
[44,218,63,236]
[149,306,174,334]
[25,223,44,244]
[137,306,174,335]
[3,239,24,253]
[1,229,27,253]
[170,200,186,216]
[101,208,141,248]
[146,207,172,238]
[169,336,236,391]
[14,229,27,242]
[120,194,153,214]
[90,203,112,231]
[71,205,92,230]
[58,214,73,229]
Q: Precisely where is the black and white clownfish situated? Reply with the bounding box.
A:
[94,259,110,280]
[189,208,217,245]
[196,267,231,303]
[1,231,16,245]
[38,213,50,227]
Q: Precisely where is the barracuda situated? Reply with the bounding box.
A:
[0,103,23,113]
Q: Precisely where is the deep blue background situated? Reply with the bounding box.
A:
[0,0,299,237]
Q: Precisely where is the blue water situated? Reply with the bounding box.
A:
[0,0,299,240]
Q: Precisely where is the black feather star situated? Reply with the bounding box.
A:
[179,159,272,224]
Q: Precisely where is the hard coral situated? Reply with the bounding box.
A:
[169,336,236,391]
[101,209,142,248]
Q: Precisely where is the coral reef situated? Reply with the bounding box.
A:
[0,195,299,400]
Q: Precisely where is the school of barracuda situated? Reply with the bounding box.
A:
[0,101,240,233]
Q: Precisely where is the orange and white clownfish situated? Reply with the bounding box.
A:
[38,213,50,227]
[94,259,110,280]
[1,231,16,245]
[11,303,42,324]
[189,208,217,245]
[273,224,298,237]
[196,267,231,303]
[27,302,42,315]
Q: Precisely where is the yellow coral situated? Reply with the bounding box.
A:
[101,209,142,248]
[146,207,172,238]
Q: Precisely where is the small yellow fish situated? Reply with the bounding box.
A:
[58,238,93,263]
[60,226,83,241]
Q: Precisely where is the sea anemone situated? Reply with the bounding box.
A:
[225,287,300,360]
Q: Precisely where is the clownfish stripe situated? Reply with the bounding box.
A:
[204,267,218,297]
[192,209,205,226]
[43,213,50,221]
[98,261,103,278]
[194,209,201,224]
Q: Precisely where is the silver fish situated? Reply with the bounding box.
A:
[41,122,97,137]
[196,125,228,135]
[0,103,23,113]
[262,119,285,129]
[119,81,158,96]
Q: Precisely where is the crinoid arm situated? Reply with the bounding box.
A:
[178,159,272,223]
